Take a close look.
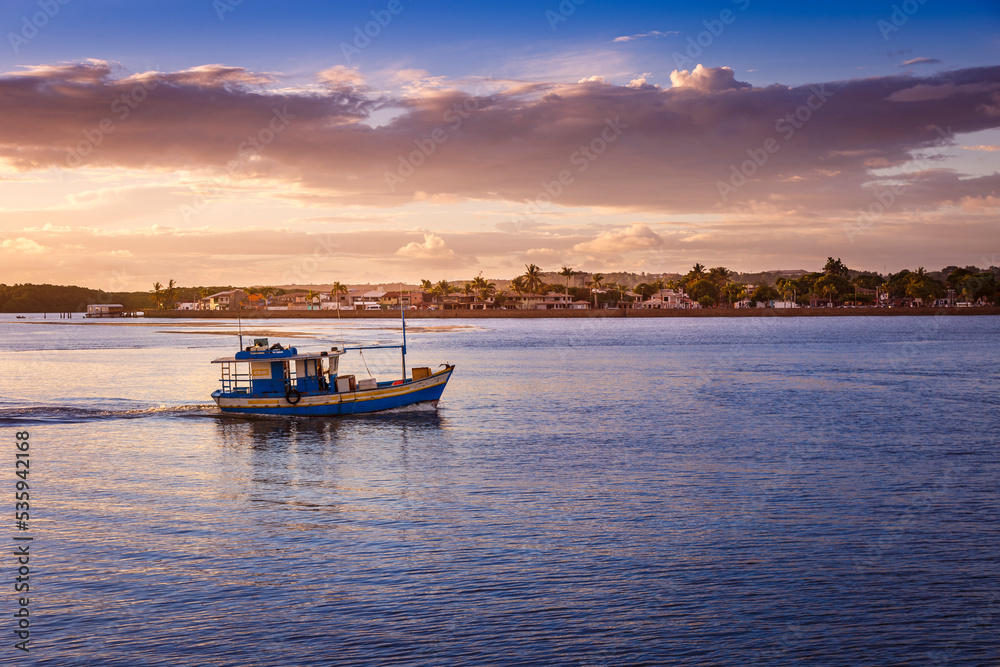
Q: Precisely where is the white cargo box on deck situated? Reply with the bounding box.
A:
[335,375,356,392]
[357,378,378,390]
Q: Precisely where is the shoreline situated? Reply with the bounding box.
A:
[139,306,1000,319]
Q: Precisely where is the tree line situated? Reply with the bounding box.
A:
[419,259,1000,308]
[4,261,997,313]
[2,282,236,313]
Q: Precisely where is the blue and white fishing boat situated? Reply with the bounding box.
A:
[210,315,454,416]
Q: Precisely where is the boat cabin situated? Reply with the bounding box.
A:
[213,338,346,397]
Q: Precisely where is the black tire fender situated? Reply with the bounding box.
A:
[285,388,301,405]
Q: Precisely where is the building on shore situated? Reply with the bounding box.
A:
[505,293,544,309]
[199,290,248,311]
[266,291,310,310]
[399,291,427,309]
[86,304,125,317]
[638,289,693,309]
[534,292,573,309]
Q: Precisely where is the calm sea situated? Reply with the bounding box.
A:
[1,314,998,666]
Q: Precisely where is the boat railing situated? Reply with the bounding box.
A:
[219,363,254,394]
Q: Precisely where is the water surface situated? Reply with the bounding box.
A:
[2,315,998,665]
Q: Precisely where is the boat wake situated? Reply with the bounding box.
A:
[377,401,440,414]
[0,404,218,425]
[0,401,441,425]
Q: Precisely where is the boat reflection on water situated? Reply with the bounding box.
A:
[212,409,446,452]
[211,410,449,519]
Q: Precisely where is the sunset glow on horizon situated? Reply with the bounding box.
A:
[1,0,998,290]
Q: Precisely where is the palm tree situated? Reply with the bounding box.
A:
[523,264,544,294]
[306,290,319,310]
[681,263,707,289]
[508,276,527,309]
[775,278,796,306]
[558,266,575,292]
[329,281,348,310]
[708,267,731,287]
[619,282,632,307]
[471,274,495,307]
[587,273,605,308]
[435,279,456,308]
[610,282,629,307]
[723,282,747,307]
[259,286,280,310]
[161,279,177,309]
[470,274,485,294]
[151,282,163,309]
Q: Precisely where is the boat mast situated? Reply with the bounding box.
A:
[400,297,407,380]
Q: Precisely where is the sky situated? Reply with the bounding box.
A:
[0,0,998,290]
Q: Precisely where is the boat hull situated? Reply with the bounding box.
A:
[211,366,453,417]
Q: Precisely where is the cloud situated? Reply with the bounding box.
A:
[613,31,678,42]
[396,233,455,260]
[669,65,750,92]
[887,80,1000,102]
[573,224,663,255]
[960,195,1000,211]
[627,77,655,89]
[317,66,367,90]
[524,247,562,263]
[962,144,1000,151]
[1,237,47,253]
[164,64,277,88]
[899,57,942,67]
[0,60,998,222]
[0,59,376,174]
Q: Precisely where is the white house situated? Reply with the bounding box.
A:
[641,289,692,309]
